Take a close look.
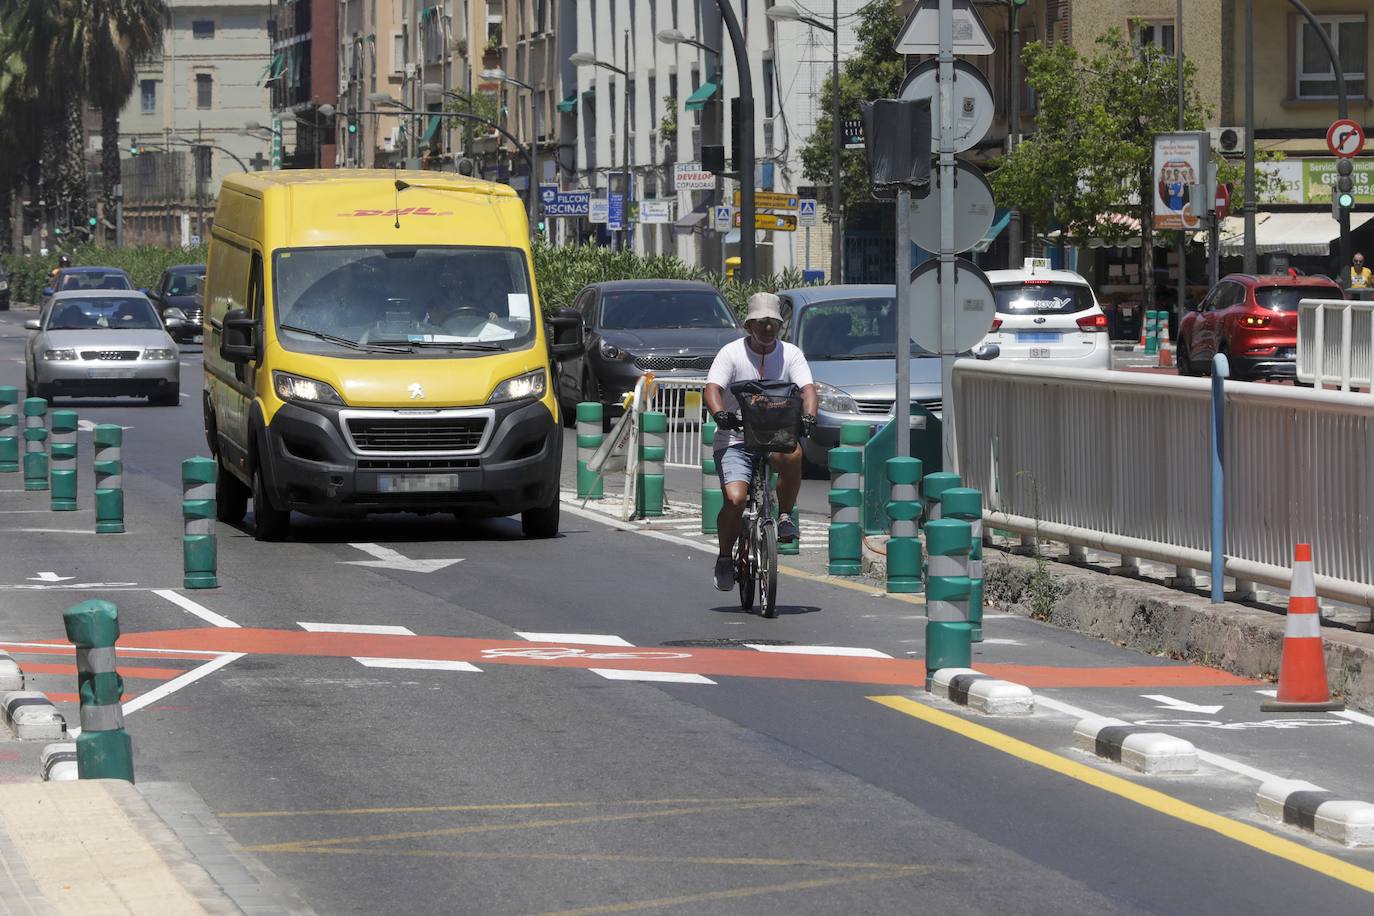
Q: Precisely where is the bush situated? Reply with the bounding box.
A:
[2,243,209,305]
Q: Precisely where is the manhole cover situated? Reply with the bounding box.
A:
[661,638,794,648]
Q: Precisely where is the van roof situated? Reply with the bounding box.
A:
[221,169,519,199]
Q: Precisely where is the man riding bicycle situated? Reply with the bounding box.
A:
[705,292,817,591]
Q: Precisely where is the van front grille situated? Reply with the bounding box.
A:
[346,417,487,453]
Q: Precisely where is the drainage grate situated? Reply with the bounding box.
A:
[661,638,794,648]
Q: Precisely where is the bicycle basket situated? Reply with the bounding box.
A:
[729,380,802,454]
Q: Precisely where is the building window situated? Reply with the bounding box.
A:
[1295,15,1367,99]
[393,33,405,72]
[140,79,157,114]
[196,73,213,109]
[192,20,215,40]
[1133,20,1175,57]
[762,57,775,120]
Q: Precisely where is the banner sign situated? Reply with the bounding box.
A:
[1152,132,1210,231]
[539,186,591,216]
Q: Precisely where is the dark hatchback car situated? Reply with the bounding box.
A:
[556,280,744,422]
[145,264,206,343]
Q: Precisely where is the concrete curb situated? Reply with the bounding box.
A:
[2,690,67,741]
[1256,778,1374,848]
[0,651,22,691]
[927,667,1035,715]
[1073,716,1198,775]
[40,742,78,781]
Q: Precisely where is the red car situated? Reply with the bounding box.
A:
[1177,274,1344,380]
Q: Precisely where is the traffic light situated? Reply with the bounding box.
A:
[347,118,358,135]
[129,141,140,156]
[87,217,97,228]
[1336,158,1356,213]
[1011,0,1029,5]
[53,226,62,236]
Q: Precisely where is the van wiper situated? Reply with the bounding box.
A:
[280,324,410,354]
[371,339,506,351]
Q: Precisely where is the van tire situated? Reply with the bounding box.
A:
[216,463,250,524]
[252,464,291,541]
[521,494,560,538]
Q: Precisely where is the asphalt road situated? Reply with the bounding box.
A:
[1,309,1373,915]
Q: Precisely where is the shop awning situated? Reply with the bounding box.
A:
[971,208,1012,253]
[684,81,720,112]
[422,115,441,143]
[1212,211,1374,256]
[556,92,578,113]
[674,197,711,229]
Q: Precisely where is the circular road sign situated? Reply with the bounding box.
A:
[909,160,996,254]
[900,59,995,154]
[907,257,997,354]
[1327,119,1365,158]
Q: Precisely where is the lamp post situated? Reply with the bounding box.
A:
[714,0,754,282]
[360,101,536,179]
[571,38,633,252]
[658,27,724,274]
[767,3,840,282]
[482,68,541,242]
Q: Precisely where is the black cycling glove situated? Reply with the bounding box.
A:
[713,411,741,431]
[801,414,817,437]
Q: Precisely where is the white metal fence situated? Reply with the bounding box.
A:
[1297,296,1374,390]
[952,361,1374,608]
[645,378,709,468]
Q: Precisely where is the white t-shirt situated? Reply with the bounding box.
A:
[707,337,814,450]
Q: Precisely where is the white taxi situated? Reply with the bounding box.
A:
[978,259,1111,370]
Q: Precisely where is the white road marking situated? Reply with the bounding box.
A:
[342,542,462,573]
[75,420,133,432]
[153,589,241,628]
[0,641,222,656]
[515,632,634,647]
[1256,689,1278,698]
[744,644,892,658]
[28,572,73,582]
[1332,709,1374,729]
[978,638,1026,646]
[1141,694,1225,715]
[122,653,246,717]
[298,622,416,636]
[13,528,102,534]
[353,657,481,672]
[588,668,716,685]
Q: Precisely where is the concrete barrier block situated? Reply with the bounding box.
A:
[2,690,68,741]
[1257,779,1374,848]
[40,742,78,781]
[1074,717,1197,774]
[927,667,1034,716]
[0,651,22,691]
[1314,800,1374,848]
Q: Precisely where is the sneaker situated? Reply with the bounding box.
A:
[777,516,798,543]
[713,556,735,591]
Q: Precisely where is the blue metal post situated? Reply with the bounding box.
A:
[1210,354,1229,604]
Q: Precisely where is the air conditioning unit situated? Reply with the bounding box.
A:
[383,126,400,152]
[404,62,417,79]
[1210,126,1245,157]
[339,79,350,96]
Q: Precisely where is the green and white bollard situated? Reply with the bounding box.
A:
[94,425,124,534]
[1144,310,1163,355]
[920,471,961,526]
[49,410,78,511]
[63,599,134,782]
[0,386,19,472]
[22,397,48,491]
[941,488,985,643]
[182,457,218,589]
[924,517,974,678]
[827,445,862,576]
[575,402,604,499]
[700,420,720,535]
[637,411,666,517]
[885,457,923,593]
[839,421,869,478]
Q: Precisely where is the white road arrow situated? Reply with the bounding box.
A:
[27,572,74,583]
[341,543,463,574]
[1141,694,1224,715]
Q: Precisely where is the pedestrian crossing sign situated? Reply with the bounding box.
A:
[798,198,818,227]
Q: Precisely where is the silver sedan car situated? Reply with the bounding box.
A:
[25,291,181,405]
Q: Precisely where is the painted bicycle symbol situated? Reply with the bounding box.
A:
[1133,718,1349,730]
[481,646,693,661]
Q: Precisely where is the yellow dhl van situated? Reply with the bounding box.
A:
[202,170,582,541]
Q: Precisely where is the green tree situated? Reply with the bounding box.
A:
[798,0,906,221]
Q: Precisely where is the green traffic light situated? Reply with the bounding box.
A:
[87,217,97,227]
[1339,192,1355,209]
[348,121,358,134]
[53,227,61,235]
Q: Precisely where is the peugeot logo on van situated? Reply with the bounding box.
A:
[408,383,425,400]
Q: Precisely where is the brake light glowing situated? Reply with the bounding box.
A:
[1240,314,1271,328]
[991,318,1003,331]
[1076,313,1108,332]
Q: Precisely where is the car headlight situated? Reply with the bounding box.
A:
[163,307,189,321]
[599,339,630,361]
[42,349,77,361]
[487,369,547,403]
[0,280,8,291]
[272,370,345,406]
[815,381,859,415]
[141,348,176,360]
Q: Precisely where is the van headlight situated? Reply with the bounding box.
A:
[815,382,859,415]
[488,369,546,403]
[273,370,344,406]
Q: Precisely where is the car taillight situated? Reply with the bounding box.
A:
[1240,314,1271,328]
[1076,314,1108,332]
[991,318,1003,332]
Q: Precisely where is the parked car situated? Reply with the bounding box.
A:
[1177,273,1345,380]
[24,290,181,404]
[41,267,135,313]
[0,262,9,311]
[145,264,206,343]
[977,260,1111,370]
[556,280,744,423]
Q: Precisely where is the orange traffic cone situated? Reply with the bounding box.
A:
[1137,318,1147,350]
[1262,544,1344,711]
[1158,320,1174,368]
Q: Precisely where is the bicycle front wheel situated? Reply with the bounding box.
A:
[736,528,755,611]
[758,520,778,618]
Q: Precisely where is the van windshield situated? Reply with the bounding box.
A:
[272,246,535,355]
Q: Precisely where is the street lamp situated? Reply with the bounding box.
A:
[768,3,841,283]
[715,0,755,282]
[482,67,541,241]
[572,36,633,251]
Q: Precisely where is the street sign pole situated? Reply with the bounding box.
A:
[937,0,956,472]
[895,188,912,462]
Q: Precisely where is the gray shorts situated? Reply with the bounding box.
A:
[715,444,755,488]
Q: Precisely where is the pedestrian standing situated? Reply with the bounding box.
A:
[1350,253,1372,290]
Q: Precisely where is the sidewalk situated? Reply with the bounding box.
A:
[0,779,313,915]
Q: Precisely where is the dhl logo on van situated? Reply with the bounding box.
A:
[335,207,454,217]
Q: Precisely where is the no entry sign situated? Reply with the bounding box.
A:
[1327,119,1365,159]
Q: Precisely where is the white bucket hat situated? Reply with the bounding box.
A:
[745,292,784,324]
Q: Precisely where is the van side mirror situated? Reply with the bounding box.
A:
[547,308,585,359]
[219,308,258,364]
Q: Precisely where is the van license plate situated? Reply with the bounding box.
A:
[377,473,460,493]
[1029,348,1052,359]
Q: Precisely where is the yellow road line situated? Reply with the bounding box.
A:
[868,695,1374,896]
[220,796,808,819]
[779,562,926,606]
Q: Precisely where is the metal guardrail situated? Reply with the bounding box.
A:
[645,378,709,469]
[952,361,1374,608]
[1297,296,1374,390]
